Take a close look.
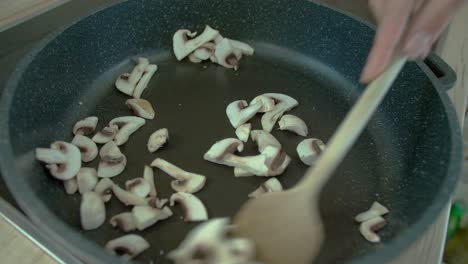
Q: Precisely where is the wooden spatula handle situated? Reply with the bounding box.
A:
[298,56,407,196]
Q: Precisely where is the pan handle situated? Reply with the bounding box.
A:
[422,53,457,91]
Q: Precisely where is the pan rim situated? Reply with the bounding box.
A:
[0,1,462,264]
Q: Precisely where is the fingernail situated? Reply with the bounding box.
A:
[404,32,432,58]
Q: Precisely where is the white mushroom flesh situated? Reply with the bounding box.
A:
[234,167,254,177]
[147,128,169,153]
[132,205,173,231]
[226,100,262,128]
[146,196,169,209]
[133,64,158,99]
[126,98,155,119]
[296,138,326,166]
[230,39,255,56]
[115,58,149,96]
[63,178,78,195]
[259,93,299,132]
[170,192,208,222]
[109,212,136,232]
[359,216,387,243]
[173,26,219,61]
[188,53,202,63]
[80,191,106,230]
[94,178,113,202]
[235,123,251,142]
[278,114,308,136]
[77,167,98,194]
[109,116,146,146]
[192,42,216,60]
[35,141,81,180]
[250,130,282,152]
[248,178,283,198]
[355,202,390,223]
[105,234,149,259]
[151,158,206,194]
[112,184,147,206]
[73,116,98,136]
[125,177,151,198]
[71,134,98,162]
[250,95,276,113]
[143,165,157,197]
[92,125,119,144]
[97,141,127,178]
[214,38,242,70]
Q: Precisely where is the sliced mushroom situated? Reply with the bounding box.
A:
[250,130,282,152]
[226,100,262,128]
[92,125,119,144]
[77,167,98,194]
[170,192,208,222]
[248,178,283,198]
[71,135,98,162]
[188,53,203,63]
[73,116,98,136]
[143,165,157,197]
[105,234,149,260]
[259,93,299,132]
[63,178,78,195]
[80,191,106,230]
[112,184,147,206]
[225,238,256,261]
[235,123,251,142]
[278,114,308,136]
[355,202,389,223]
[35,141,81,180]
[132,205,173,231]
[359,216,387,243]
[151,158,206,193]
[97,141,127,178]
[147,128,169,153]
[230,39,255,56]
[146,196,169,209]
[94,178,113,202]
[296,138,326,166]
[133,64,158,99]
[189,42,217,63]
[109,116,146,145]
[125,178,151,198]
[204,138,291,177]
[126,98,155,119]
[115,58,149,96]
[234,167,254,177]
[214,38,242,70]
[110,212,136,232]
[173,26,219,61]
[250,95,275,113]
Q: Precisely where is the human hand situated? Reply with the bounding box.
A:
[360,0,467,83]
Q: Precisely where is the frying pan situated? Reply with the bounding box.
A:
[0,0,462,263]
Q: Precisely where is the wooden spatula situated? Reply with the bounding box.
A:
[234,56,407,264]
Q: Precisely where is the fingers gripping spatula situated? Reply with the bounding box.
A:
[234,56,407,264]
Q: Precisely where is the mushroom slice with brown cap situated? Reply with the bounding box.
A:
[97,141,127,178]
[133,64,158,99]
[112,184,147,206]
[250,130,281,152]
[355,202,389,223]
[170,192,208,222]
[63,178,78,195]
[73,116,98,136]
[168,218,230,263]
[248,178,283,198]
[92,125,119,144]
[80,191,106,230]
[214,38,242,70]
[35,141,81,180]
[105,234,149,260]
[260,93,299,132]
[125,177,151,198]
[126,98,155,119]
[173,25,219,60]
[147,128,169,153]
[109,116,146,145]
[115,58,149,96]
[278,114,308,136]
[226,100,262,128]
[296,138,326,166]
[151,158,206,193]
[71,135,98,162]
[143,165,157,197]
[132,205,173,230]
[234,167,254,177]
[359,216,387,243]
[95,178,113,202]
[235,123,251,142]
[77,167,98,194]
[250,95,275,113]
[110,212,136,232]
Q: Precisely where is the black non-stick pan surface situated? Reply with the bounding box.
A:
[0,0,462,263]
